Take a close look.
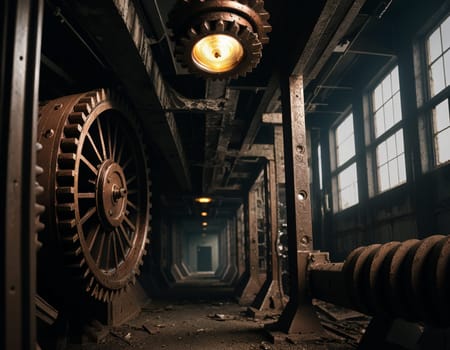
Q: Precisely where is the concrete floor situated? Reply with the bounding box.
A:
[65,274,367,349]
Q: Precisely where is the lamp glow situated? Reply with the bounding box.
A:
[202,222,208,227]
[201,211,208,217]
[191,34,244,73]
[195,196,212,204]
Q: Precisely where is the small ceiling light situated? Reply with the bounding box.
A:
[195,196,212,204]
[201,211,208,217]
[202,222,208,227]
[168,0,271,79]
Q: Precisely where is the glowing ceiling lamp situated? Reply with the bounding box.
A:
[168,0,271,79]
[202,222,208,227]
[191,34,244,73]
[195,196,212,204]
[201,211,208,217]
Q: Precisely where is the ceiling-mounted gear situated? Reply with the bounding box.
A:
[168,0,272,79]
[37,89,151,302]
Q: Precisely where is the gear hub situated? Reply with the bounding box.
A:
[168,0,272,79]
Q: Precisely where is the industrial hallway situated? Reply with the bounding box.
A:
[3,0,450,349]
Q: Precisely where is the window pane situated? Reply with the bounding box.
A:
[336,113,355,167]
[444,50,450,88]
[376,130,406,192]
[434,100,450,132]
[372,66,402,139]
[442,16,450,51]
[428,28,442,63]
[388,159,399,187]
[377,142,388,165]
[398,154,406,183]
[378,164,389,192]
[384,100,394,130]
[338,163,358,210]
[373,85,383,111]
[338,138,355,165]
[436,127,450,164]
[382,75,392,103]
[391,66,400,92]
[393,92,402,124]
[387,134,397,159]
[430,58,446,96]
[396,130,405,154]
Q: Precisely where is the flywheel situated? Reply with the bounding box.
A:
[37,89,151,302]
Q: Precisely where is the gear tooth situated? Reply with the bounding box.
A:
[56,186,75,202]
[68,111,87,124]
[57,153,76,169]
[58,219,77,231]
[188,27,197,38]
[56,170,75,186]
[200,20,210,33]
[36,142,43,152]
[216,20,225,32]
[63,124,82,138]
[36,165,44,176]
[78,96,96,109]
[56,203,76,213]
[62,233,80,245]
[230,21,239,35]
[84,91,100,105]
[60,138,79,152]
[73,102,92,115]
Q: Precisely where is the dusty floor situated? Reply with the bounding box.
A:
[66,298,367,350]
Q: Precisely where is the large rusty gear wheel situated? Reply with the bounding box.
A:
[37,89,151,302]
[168,0,271,79]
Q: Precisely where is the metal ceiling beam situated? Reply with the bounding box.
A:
[65,0,192,191]
[292,0,367,85]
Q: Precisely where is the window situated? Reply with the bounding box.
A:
[333,113,359,211]
[370,66,406,193]
[427,15,450,97]
[426,14,450,166]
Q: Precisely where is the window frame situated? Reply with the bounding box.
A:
[366,64,407,196]
[423,12,450,169]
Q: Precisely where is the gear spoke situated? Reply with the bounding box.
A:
[106,121,113,159]
[123,215,136,232]
[126,175,136,186]
[78,192,96,199]
[80,206,97,225]
[116,142,124,165]
[112,232,119,268]
[88,224,101,251]
[119,223,132,247]
[127,199,137,211]
[81,154,99,176]
[96,118,108,161]
[122,158,132,171]
[105,232,112,270]
[112,121,119,160]
[95,232,106,266]
[114,228,127,259]
[87,131,103,163]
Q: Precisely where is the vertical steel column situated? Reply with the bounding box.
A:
[235,205,246,280]
[236,187,263,305]
[270,75,323,335]
[0,1,43,349]
[250,160,285,313]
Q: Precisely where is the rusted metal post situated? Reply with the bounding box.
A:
[235,205,246,280]
[236,187,263,305]
[0,0,43,349]
[250,161,285,314]
[269,75,323,337]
